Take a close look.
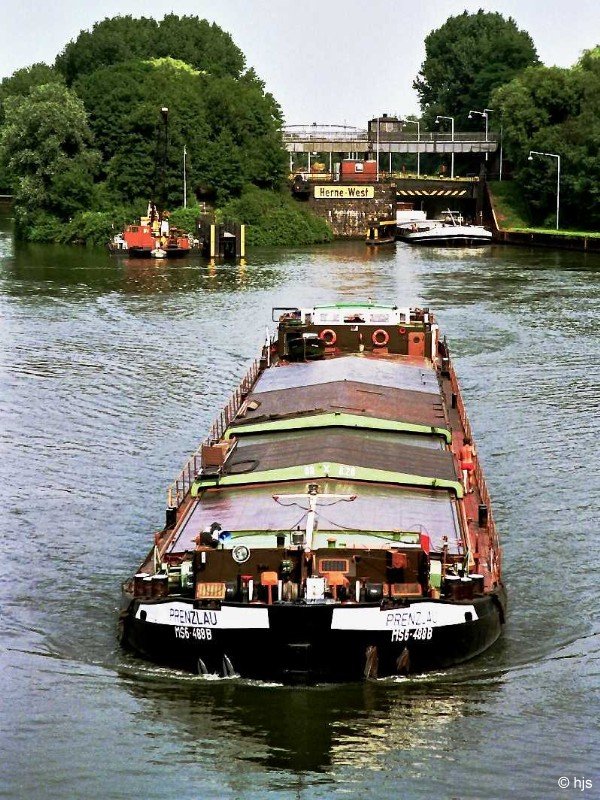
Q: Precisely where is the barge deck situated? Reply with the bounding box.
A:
[120,303,505,682]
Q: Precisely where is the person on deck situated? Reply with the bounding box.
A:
[459,437,475,493]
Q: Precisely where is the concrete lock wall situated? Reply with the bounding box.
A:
[306,183,396,238]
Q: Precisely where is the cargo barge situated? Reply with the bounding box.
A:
[120,303,506,682]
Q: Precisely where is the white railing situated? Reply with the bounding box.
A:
[166,358,262,508]
[448,360,502,579]
[283,130,499,144]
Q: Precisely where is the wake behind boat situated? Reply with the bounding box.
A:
[398,210,492,246]
[120,303,506,683]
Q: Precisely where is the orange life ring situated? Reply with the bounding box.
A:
[398,326,406,335]
[372,329,390,347]
[319,328,337,346]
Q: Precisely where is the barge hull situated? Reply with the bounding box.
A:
[122,591,505,683]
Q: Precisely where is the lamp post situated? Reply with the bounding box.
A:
[400,119,421,177]
[468,108,493,140]
[376,116,380,181]
[528,150,561,230]
[435,115,455,178]
[468,108,493,162]
[183,144,187,208]
[160,106,169,207]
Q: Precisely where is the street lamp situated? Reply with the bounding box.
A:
[183,144,187,208]
[468,108,493,141]
[468,108,494,162]
[435,115,455,178]
[400,119,421,177]
[528,150,561,230]
[376,116,380,181]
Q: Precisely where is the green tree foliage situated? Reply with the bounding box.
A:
[0,83,99,234]
[220,186,333,246]
[0,63,64,123]
[0,63,65,190]
[414,11,538,126]
[55,14,245,84]
[74,56,286,207]
[0,14,315,245]
[492,55,600,228]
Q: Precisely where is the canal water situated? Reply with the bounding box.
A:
[1,216,598,800]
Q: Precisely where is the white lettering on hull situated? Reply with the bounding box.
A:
[331,603,478,631]
[136,601,477,632]
[136,602,269,629]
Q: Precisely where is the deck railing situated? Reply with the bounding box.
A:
[448,360,502,578]
[166,358,262,508]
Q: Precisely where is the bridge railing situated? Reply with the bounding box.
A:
[283,131,499,144]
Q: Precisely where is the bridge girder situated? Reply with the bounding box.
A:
[285,138,498,155]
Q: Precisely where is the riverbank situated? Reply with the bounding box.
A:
[488,180,600,252]
[494,227,600,252]
[7,187,333,249]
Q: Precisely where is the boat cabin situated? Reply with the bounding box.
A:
[274,303,437,360]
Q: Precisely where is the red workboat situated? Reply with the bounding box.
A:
[109,204,192,258]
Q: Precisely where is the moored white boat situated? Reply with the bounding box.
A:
[399,211,492,246]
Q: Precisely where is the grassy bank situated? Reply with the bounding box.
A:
[507,227,600,238]
[488,181,531,229]
[489,181,600,237]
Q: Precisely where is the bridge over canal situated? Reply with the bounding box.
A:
[283,119,500,180]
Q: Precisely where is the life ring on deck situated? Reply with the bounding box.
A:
[398,326,406,335]
[372,329,390,347]
[319,328,337,346]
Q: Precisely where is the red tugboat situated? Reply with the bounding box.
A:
[120,303,506,682]
[109,203,192,258]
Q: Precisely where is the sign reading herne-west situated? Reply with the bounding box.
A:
[314,186,375,199]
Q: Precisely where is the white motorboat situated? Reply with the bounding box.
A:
[399,211,492,246]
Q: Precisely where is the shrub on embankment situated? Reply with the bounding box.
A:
[218,187,333,246]
[18,189,333,249]
[166,190,333,248]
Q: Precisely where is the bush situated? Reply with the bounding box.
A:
[14,206,142,247]
[218,186,332,246]
[58,208,139,247]
[14,209,63,242]
[167,204,204,234]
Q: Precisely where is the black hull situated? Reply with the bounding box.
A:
[164,249,190,259]
[127,247,154,258]
[121,590,506,684]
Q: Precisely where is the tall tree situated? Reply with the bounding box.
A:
[414,11,538,127]
[0,83,99,228]
[492,56,600,228]
[74,57,285,206]
[0,63,64,123]
[55,14,245,85]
